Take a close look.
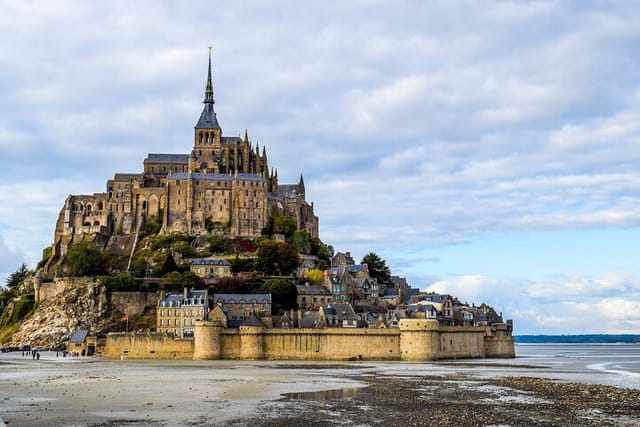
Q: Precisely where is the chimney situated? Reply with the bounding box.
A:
[183,287,188,299]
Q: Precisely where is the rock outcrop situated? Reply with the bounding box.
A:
[9,281,109,348]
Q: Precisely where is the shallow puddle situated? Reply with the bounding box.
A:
[283,387,365,400]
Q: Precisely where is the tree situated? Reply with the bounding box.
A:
[156,253,179,277]
[172,241,197,258]
[262,278,298,314]
[361,252,391,284]
[292,230,311,254]
[66,241,106,276]
[160,271,184,292]
[230,255,254,273]
[209,276,247,294]
[4,263,29,289]
[273,215,297,237]
[304,269,325,286]
[160,271,204,292]
[254,240,300,276]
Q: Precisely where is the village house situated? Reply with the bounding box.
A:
[213,293,271,326]
[189,258,232,281]
[296,283,333,310]
[157,288,210,338]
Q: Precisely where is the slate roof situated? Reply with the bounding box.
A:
[278,184,301,197]
[160,290,207,307]
[296,285,331,296]
[299,311,319,328]
[221,136,242,145]
[167,172,266,182]
[328,265,368,284]
[144,153,189,164]
[241,312,266,327]
[69,329,89,343]
[214,293,272,304]
[112,173,143,181]
[327,303,358,320]
[195,103,220,129]
[404,288,419,303]
[416,294,451,304]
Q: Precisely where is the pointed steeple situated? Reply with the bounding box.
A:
[195,46,220,129]
[204,46,215,104]
[298,173,305,197]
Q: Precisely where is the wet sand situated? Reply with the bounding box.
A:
[1,352,640,426]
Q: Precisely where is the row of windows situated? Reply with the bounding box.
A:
[159,308,205,316]
[159,318,197,326]
[149,166,184,173]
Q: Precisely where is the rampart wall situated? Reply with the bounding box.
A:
[34,277,91,303]
[104,333,194,359]
[105,319,515,361]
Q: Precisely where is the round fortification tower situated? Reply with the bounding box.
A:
[399,319,439,361]
[193,320,222,360]
[239,325,265,360]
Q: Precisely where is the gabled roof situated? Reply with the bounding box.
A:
[296,285,331,296]
[167,172,266,182]
[144,153,189,164]
[327,303,358,320]
[299,311,319,328]
[278,184,300,196]
[112,173,143,181]
[221,136,242,145]
[214,293,272,304]
[241,312,266,327]
[69,329,89,343]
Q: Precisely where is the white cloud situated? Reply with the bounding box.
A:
[1,1,640,333]
[425,273,640,334]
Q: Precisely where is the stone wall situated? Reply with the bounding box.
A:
[261,328,399,361]
[110,292,158,317]
[34,277,93,304]
[107,320,515,361]
[104,333,194,359]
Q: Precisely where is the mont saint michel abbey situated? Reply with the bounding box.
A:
[47,51,318,266]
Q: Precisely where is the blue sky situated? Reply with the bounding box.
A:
[1,1,639,334]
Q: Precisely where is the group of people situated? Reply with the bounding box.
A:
[21,349,40,359]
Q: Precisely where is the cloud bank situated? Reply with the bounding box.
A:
[1,1,638,333]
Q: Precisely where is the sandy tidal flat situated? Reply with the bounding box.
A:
[1,350,640,426]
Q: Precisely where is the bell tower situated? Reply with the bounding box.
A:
[192,46,222,173]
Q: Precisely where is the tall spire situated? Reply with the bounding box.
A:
[204,45,214,104]
[195,45,220,129]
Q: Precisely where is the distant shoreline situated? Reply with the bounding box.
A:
[515,334,640,343]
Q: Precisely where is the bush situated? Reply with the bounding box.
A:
[66,241,107,276]
[98,274,142,292]
[262,278,297,314]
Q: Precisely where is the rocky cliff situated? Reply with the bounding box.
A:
[8,280,158,348]
[9,282,109,348]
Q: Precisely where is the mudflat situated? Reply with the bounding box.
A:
[1,352,639,426]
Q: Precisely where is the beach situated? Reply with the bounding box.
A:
[1,344,640,426]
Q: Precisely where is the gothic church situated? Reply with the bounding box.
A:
[47,51,318,268]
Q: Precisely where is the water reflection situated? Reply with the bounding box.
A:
[283,387,364,400]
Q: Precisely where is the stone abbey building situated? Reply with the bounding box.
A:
[46,51,318,269]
